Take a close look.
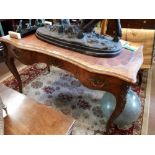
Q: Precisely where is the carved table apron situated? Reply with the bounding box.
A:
[0,35,143,133]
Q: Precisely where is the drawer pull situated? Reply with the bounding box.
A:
[89,78,109,88]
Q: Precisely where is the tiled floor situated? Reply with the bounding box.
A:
[0,60,155,134]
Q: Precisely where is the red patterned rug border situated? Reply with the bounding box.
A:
[2,64,48,91]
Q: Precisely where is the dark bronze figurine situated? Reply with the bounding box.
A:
[36,19,122,58]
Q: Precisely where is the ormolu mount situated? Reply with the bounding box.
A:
[36,19,122,58]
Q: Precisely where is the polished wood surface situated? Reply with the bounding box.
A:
[0,35,143,83]
[0,34,143,133]
[0,84,75,135]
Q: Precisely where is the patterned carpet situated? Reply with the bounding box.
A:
[1,63,148,135]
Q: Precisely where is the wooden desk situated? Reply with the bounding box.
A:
[0,35,143,133]
[0,84,75,135]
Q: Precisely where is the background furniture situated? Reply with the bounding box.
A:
[0,21,5,62]
[0,42,4,62]
[0,84,75,135]
[106,19,155,34]
[104,19,155,69]
[0,21,4,36]
[100,20,155,85]
[122,28,155,69]
[0,19,18,35]
[0,34,143,133]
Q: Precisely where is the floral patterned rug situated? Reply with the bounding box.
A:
[1,63,148,135]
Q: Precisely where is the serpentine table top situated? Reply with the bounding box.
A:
[0,34,143,83]
[0,34,144,133]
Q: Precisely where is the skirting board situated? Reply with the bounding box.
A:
[141,68,152,134]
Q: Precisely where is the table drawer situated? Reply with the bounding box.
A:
[9,45,34,65]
